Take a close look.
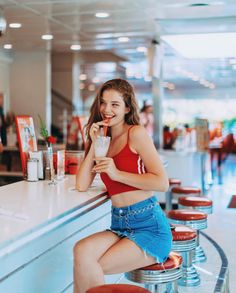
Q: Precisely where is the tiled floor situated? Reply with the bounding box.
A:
[206,154,236,292]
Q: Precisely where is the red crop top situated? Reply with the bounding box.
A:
[100,126,146,197]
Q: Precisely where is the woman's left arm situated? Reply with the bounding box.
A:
[93,126,169,192]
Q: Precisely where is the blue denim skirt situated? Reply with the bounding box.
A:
[109,196,172,263]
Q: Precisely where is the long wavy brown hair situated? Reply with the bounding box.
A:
[85,79,140,155]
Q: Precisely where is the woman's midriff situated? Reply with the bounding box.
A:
[110,189,154,207]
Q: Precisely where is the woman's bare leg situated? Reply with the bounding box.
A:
[73,231,120,293]
[99,238,157,275]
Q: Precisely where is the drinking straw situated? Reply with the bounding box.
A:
[103,118,110,136]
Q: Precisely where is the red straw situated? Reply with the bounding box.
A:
[103,118,110,136]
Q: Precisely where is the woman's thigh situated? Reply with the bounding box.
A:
[73,230,120,261]
[99,237,156,274]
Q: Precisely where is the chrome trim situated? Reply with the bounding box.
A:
[168,218,207,230]
[172,238,197,252]
[125,267,182,284]
[178,204,213,214]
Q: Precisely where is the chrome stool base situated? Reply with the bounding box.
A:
[144,283,178,293]
[178,265,200,287]
[172,239,200,287]
[193,245,207,263]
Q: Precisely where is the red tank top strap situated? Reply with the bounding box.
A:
[127,125,135,141]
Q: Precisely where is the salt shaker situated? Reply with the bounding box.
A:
[27,158,39,182]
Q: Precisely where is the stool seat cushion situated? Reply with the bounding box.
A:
[171,224,197,241]
[179,196,213,207]
[167,209,207,221]
[169,178,181,186]
[172,186,201,195]
[87,284,150,293]
[139,252,182,271]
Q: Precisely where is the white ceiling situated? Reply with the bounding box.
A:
[1,0,236,89]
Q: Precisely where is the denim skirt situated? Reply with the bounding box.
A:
[109,196,172,263]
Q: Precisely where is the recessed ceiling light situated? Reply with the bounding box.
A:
[70,44,81,51]
[118,37,129,42]
[9,23,22,28]
[80,74,87,81]
[137,46,147,53]
[95,12,109,18]
[3,44,12,49]
[41,34,53,40]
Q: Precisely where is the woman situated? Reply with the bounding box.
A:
[139,100,154,138]
[74,79,171,293]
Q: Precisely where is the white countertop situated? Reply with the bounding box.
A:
[0,175,107,249]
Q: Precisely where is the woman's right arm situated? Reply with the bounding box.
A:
[76,143,96,191]
[75,121,106,191]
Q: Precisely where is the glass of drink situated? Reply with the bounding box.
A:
[94,136,110,158]
[57,150,65,180]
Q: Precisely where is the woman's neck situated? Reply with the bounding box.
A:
[111,122,128,140]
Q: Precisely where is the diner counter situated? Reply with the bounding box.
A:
[159,149,210,193]
[0,175,107,245]
[0,176,113,293]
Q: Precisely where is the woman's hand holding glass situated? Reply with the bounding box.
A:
[92,157,119,180]
[90,121,111,165]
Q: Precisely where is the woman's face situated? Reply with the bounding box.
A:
[99,89,129,126]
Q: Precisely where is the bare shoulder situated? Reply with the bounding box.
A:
[129,125,153,152]
[129,125,150,141]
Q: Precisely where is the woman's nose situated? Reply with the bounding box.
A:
[104,104,111,112]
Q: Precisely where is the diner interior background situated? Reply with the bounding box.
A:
[0,0,236,176]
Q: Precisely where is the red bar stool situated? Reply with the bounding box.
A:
[172,186,201,199]
[125,252,182,293]
[171,224,200,287]
[178,196,213,215]
[87,284,151,292]
[165,178,182,211]
[167,209,207,263]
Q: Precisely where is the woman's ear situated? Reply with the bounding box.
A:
[125,107,130,114]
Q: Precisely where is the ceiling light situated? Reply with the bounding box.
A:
[70,44,81,51]
[161,33,236,58]
[137,46,147,53]
[80,74,87,81]
[41,34,53,40]
[3,44,12,49]
[9,23,22,28]
[118,37,129,42]
[92,77,100,83]
[95,12,109,18]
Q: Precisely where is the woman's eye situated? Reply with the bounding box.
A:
[112,104,119,107]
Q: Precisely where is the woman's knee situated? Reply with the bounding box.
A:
[73,238,95,263]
